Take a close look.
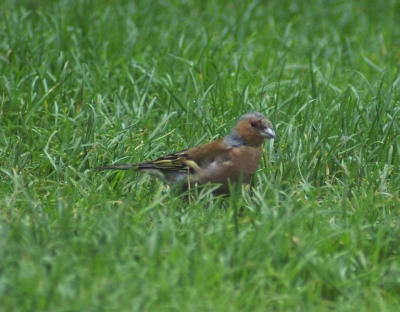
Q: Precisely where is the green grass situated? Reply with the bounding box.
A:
[1,0,400,310]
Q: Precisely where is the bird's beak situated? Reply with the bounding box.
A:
[262,127,275,139]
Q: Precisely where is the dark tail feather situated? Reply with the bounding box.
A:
[98,164,137,170]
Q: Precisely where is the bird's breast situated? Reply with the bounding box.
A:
[229,146,262,173]
[196,146,262,191]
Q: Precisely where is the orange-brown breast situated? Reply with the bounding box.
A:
[196,145,263,193]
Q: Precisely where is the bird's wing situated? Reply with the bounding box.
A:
[136,152,195,172]
[137,138,231,173]
[99,138,232,174]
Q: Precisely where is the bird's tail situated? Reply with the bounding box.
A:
[98,164,138,170]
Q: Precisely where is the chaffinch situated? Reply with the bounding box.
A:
[100,112,275,194]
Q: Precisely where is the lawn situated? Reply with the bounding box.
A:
[1,0,399,310]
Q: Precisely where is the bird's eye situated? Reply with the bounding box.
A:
[250,121,257,127]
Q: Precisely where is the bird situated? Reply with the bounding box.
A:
[99,112,275,194]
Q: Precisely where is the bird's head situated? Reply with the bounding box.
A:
[232,112,275,147]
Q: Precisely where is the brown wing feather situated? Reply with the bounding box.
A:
[138,138,230,173]
[184,138,230,165]
[99,138,231,174]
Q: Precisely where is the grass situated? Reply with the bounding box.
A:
[1,0,400,310]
